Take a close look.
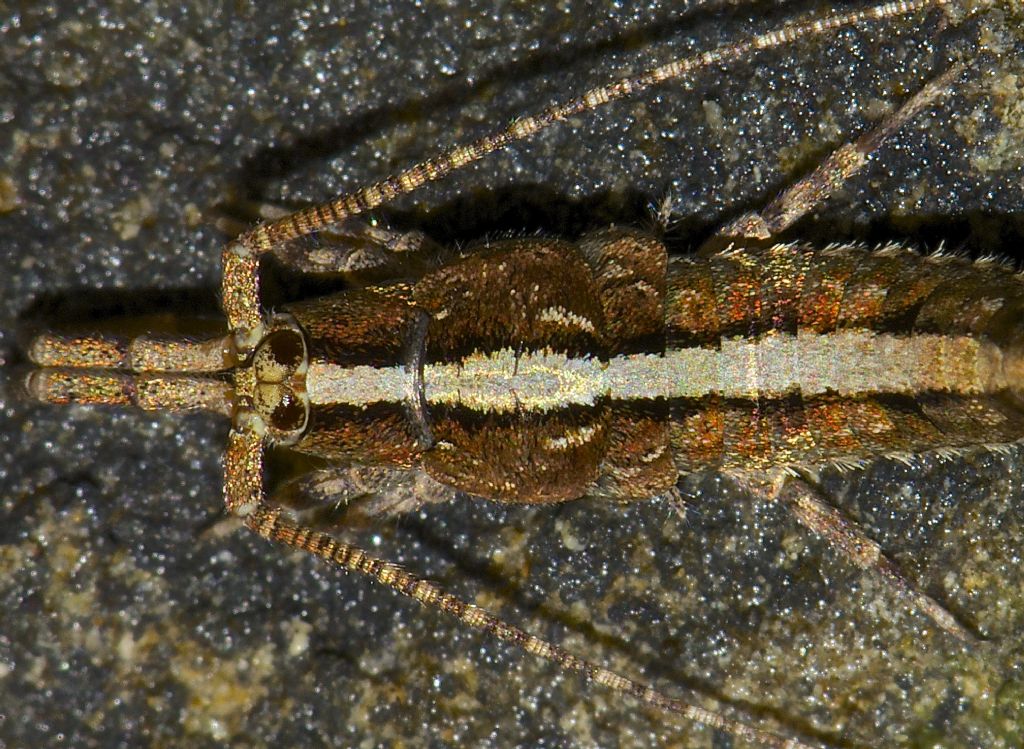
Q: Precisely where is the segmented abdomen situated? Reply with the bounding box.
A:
[666,243,1024,472]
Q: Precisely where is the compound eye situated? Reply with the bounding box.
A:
[271,391,307,432]
[254,329,306,383]
[268,330,304,369]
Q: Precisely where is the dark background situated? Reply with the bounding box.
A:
[1,1,1023,747]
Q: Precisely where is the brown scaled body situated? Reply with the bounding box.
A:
[20,0,1011,746]
[258,233,1024,507]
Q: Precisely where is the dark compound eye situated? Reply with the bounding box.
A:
[271,391,307,431]
[267,330,305,369]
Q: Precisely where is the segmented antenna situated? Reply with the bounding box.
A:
[242,0,956,254]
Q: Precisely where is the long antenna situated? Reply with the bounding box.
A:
[244,500,819,749]
[241,0,955,254]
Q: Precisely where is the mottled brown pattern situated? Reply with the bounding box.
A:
[795,246,859,332]
[711,249,765,338]
[286,283,419,366]
[668,243,1024,341]
[666,256,720,347]
[756,244,814,336]
[833,247,897,327]
[414,239,605,362]
[669,397,727,473]
[762,393,823,465]
[868,250,952,331]
[598,402,675,499]
[916,261,1017,336]
[295,403,424,467]
[668,392,1024,474]
[657,243,1024,474]
[917,392,1024,446]
[422,405,608,503]
[800,395,870,458]
[578,227,667,353]
[283,240,1024,500]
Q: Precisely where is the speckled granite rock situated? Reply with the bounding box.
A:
[1,1,1023,748]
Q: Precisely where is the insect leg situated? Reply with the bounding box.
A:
[222,240,264,346]
[224,430,820,748]
[272,219,446,284]
[704,62,966,250]
[271,465,457,524]
[217,200,446,283]
[25,368,233,414]
[28,331,235,372]
[769,471,976,641]
[25,333,236,412]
